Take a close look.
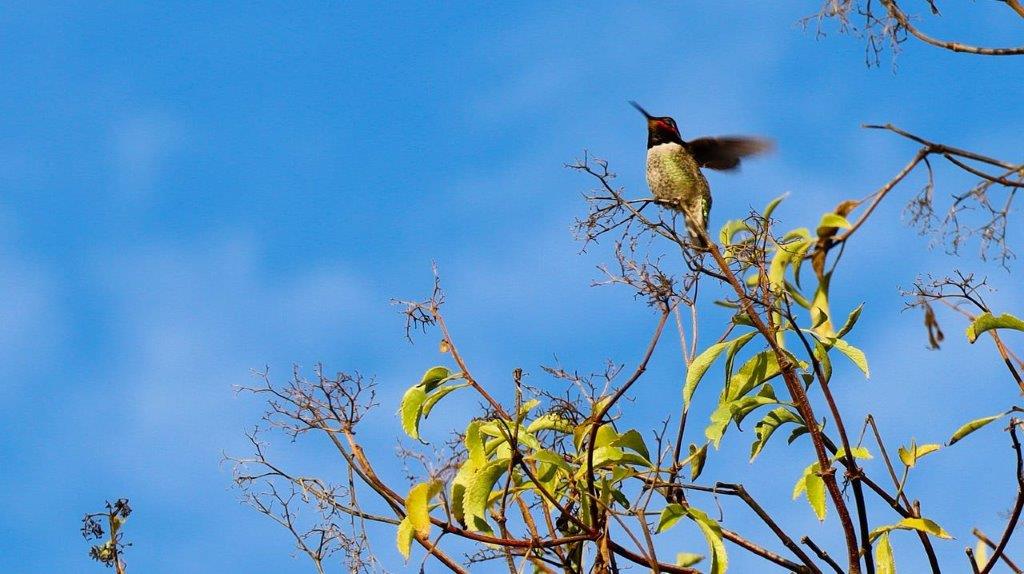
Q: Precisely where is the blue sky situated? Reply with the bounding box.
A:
[1,2,1022,572]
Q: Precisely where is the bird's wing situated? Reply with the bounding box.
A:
[687,136,774,171]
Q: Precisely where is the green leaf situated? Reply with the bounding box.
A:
[396,516,414,560]
[726,349,804,400]
[405,481,440,538]
[676,552,705,567]
[450,457,479,527]
[791,238,814,288]
[834,446,873,461]
[530,449,571,473]
[730,383,779,428]
[966,312,1024,343]
[418,366,452,392]
[705,401,734,449]
[763,193,788,220]
[832,338,870,378]
[684,341,732,409]
[517,398,541,422]
[816,212,852,235]
[724,331,759,382]
[813,339,832,384]
[793,462,827,521]
[785,280,812,310]
[687,507,728,574]
[399,386,428,441]
[588,445,625,469]
[594,424,619,449]
[656,503,687,534]
[750,407,803,461]
[526,413,574,434]
[421,383,470,419]
[949,411,1009,445]
[870,517,953,541]
[612,429,651,462]
[466,420,486,466]
[769,237,805,290]
[463,459,509,533]
[836,303,865,339]
[897,442,941,468]
[806,472,826,521]
[478,421,542,452]
[811,272,834,337]
[875,532,895,574]
[689,443,708,480]
[719,219,752,245]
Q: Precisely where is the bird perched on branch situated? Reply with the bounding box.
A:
[630,101,772,248]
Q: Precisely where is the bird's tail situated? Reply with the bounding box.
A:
[683,208,710,249]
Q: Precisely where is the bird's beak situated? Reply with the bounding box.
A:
[629,101,653,119]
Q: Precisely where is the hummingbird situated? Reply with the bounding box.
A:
[630,101,772,248]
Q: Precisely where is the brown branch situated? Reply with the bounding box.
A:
[712,482,821,573]
[700,235,863,573]
[967,547,983,574]
[974,528,1024,573]
[979,419,1024,574]
[786,307,875,574]
[882,0,1024,55]
[942,154,1024,189]
[1006,0,1024,19]
[607,540,698,574]
[721,528,811,573]
[801,536,844,574]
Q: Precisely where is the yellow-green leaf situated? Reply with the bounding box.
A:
[833,338,870,378]
[763,193,788,220]
[816,212,852,234]
[793,462,827,521]
[689,443,708,480]
[897,442,941,468]
[719,219,752,246]
[594,424,619,449]
[396,516,414,560]
[530,449,571,473]
[399,386,428,440]
[526,413,574,434]
[676,552,704,567]
[612,429,651,462]
[421,383,469,419]
[656,503,687,533]
[466,420,486,467]
[836,303,865,339]
[811,272,834,337]
[870,517,953,541]
[966,312,1024,344]
[463,459,509,533]
[705,400,734,448]
[419,366,452,392]
[687,507,728,574]
[806,472,826,521]
[684,341,732,409]
[834,446,873,461]
[750,408,803,461]
[949,412,1008,445]
[450,457,480,527]
[875,531,895,574]
[405,481,438,538]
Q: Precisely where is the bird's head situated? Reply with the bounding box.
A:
[630,101,683,147]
